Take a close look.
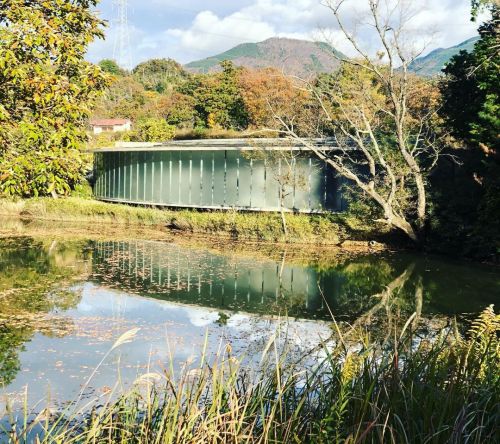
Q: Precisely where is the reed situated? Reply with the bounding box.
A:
[3,307,499,443]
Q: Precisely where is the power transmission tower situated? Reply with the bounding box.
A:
[112,0,132,70]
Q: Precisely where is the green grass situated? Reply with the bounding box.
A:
[0,197,364,245]
[4,307,499,443]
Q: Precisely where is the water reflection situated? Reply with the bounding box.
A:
[0,236,498,409]
[91,241,326,319]
[0,238,87,385]
[91,240,499,321]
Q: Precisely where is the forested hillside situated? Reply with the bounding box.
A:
[409,37,480,76]
[185,37,345,77]
[92,58,312,141]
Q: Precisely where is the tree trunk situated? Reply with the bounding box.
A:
[279,187,288,238]
[387,212,419,244]
[280,208,288,238]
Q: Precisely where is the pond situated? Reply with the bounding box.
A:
[0,234,499,415]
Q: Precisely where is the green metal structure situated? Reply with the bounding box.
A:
[93,139,344,213]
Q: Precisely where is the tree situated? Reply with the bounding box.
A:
[441,1,499,158]
[133,118,175,142]
[273,0,443,243]
[143,92,196,127]
[192,61,249,129]
[0,0,109,197]
[98,59,127,76]
[437,0,499,257]
[132,58,189,93]
[238,67,310,130]
[93,76,150,120]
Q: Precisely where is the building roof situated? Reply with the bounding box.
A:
[94,138,346,152]
[90,118,131,126]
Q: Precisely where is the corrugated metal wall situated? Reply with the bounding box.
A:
[93,149,343,212]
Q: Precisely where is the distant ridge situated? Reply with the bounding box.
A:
[185,37,346,77]
[184,36,479,78]
[409,37,479,77]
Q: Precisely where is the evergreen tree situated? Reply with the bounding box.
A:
[438,0,499,257]
[0,0,109,197]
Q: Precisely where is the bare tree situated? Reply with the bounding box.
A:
[247,143,309,237]
[265,149,308,237]
[272,0,444,243]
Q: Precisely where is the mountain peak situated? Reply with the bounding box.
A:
[185,38,345,77]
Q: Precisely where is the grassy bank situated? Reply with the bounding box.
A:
[5,307,499,443]
[0,197,382,245]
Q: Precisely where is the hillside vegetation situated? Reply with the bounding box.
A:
[185,37,346,77]
[408,36,479,76]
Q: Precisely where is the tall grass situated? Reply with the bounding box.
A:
[0,197,354,244]
[4,307,499,443]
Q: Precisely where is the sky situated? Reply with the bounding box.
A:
[86,0,485,69]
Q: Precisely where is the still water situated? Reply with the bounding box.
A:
[0,236,499,412]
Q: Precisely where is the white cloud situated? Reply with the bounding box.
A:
[87,0,482,67]
[167,10,276,55]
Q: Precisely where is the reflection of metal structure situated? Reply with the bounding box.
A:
[93,139,346,213]
[92,240,335,319]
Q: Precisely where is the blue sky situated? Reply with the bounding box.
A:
[87,0,484,69]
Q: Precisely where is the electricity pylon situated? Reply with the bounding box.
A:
[112,0,132,70]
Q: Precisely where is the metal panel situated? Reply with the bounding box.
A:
[93,147,342,213]
[201,152,214,206]
[189,151,203,206]
[138,155,146,204]
[113,152,118,199]
[145,152,154,203]
[168,151,179,204]
[179,151,190,204]
[117,152,125,200]
[308,159,324,210]
[325,167,339,211]
[225,150,239,207]
[152,151,162,203]
[238,155,252,208]
[130,152,139,202]
[212,151,226,206]
[164,151,171,205]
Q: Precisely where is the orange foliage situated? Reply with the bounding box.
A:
[143,92,196,127]
[238,68,309,129]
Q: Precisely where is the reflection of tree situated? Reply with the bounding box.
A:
[317,258,396,321]
[0,324,29,386]
[0,238,86,386]
[91,241,433,323]
[347,264,416,341]
[0,238,86,312]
